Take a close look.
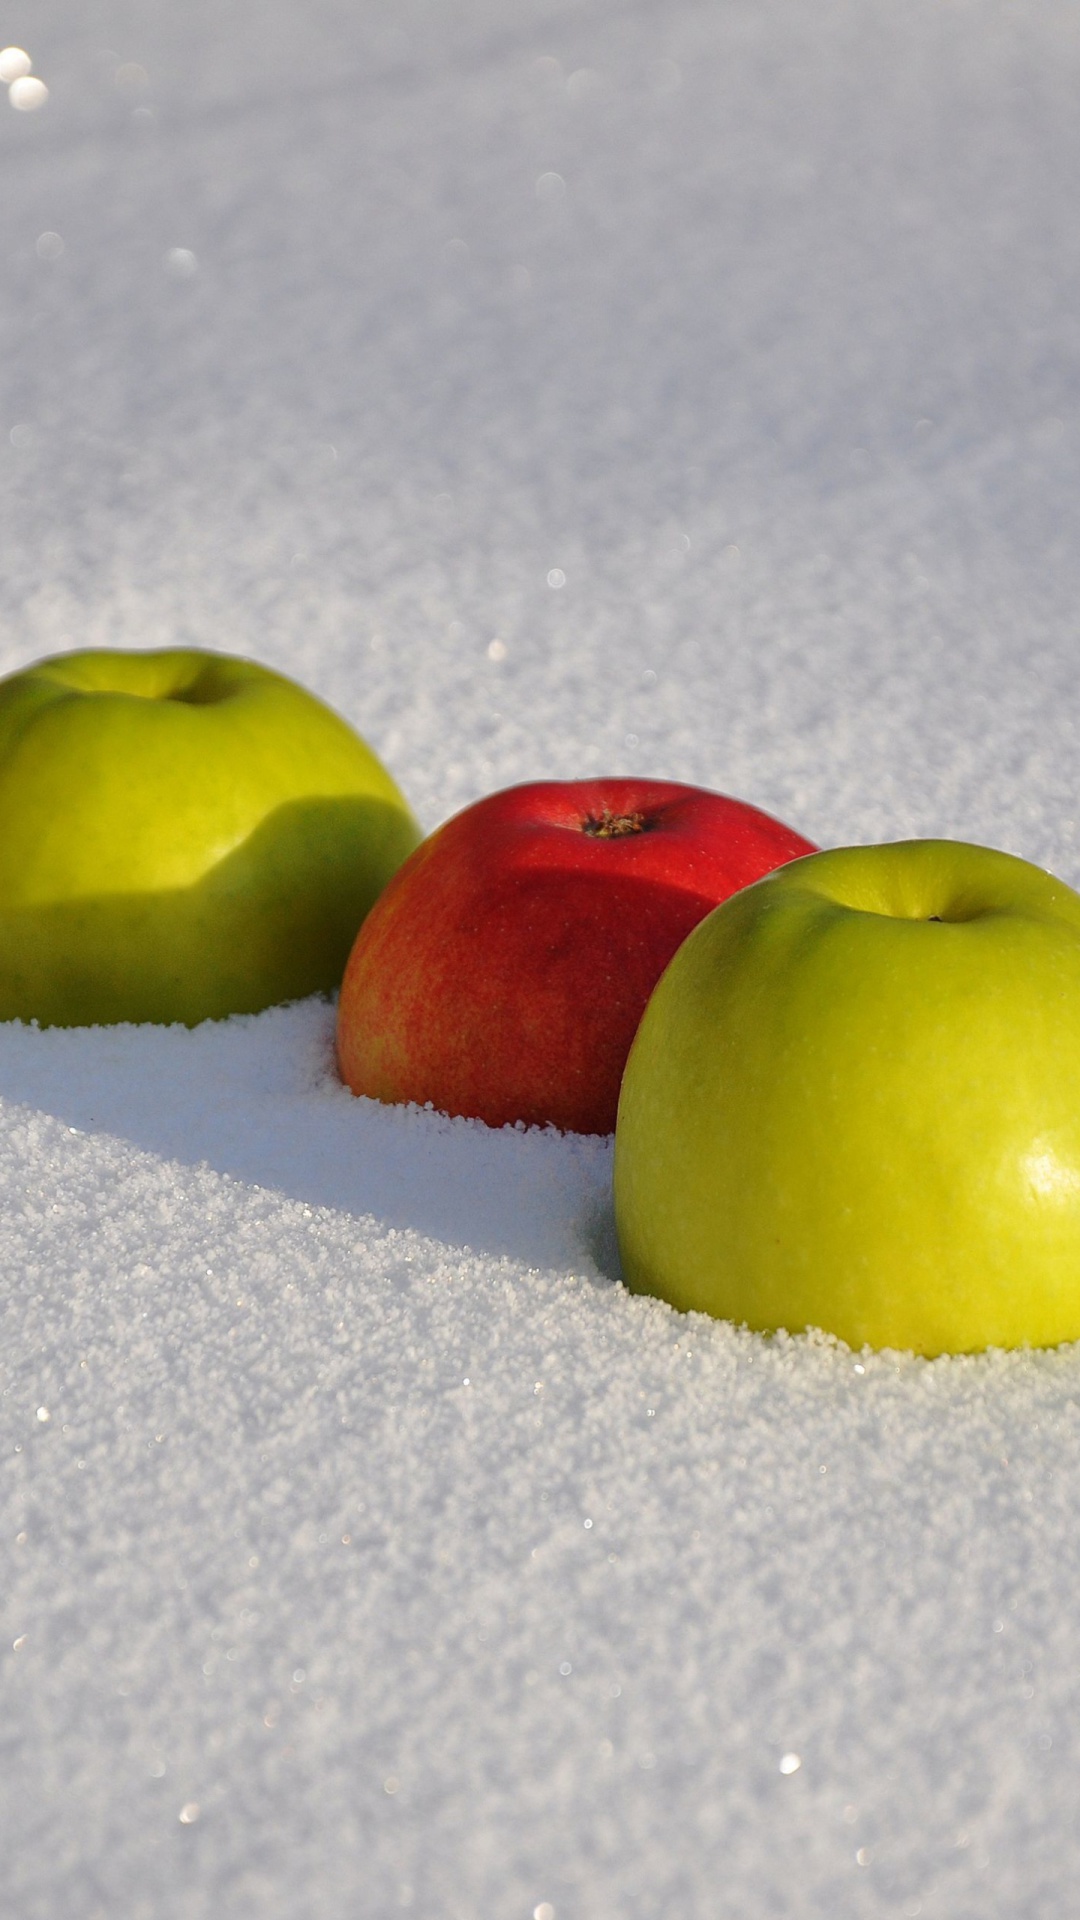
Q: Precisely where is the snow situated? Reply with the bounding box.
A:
[2,0,1080,1913]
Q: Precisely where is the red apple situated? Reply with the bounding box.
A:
[336,778,816,1135]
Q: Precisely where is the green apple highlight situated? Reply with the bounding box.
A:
[0,647,420,1025]
[614,839,1080,1355]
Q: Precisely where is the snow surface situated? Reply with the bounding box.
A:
[3,0,1080,1913]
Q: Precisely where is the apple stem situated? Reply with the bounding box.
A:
[582,808,648,838]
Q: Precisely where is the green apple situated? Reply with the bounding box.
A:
[0,646,420,1025]
[614,839,1080,1356]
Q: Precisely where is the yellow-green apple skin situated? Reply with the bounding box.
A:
[614,839,1080,1356]
[0,647,420,1026]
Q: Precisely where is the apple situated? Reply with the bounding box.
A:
[0,646,421,1026]
[614,837,1080,1355]
[336,778,815,1134]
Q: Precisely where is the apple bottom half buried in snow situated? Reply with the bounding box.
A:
[0,646,420,1027]
[614,839,1080,1357]
[336,778,816,1137]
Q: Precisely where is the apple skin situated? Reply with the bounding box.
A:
[614,838,1080,1356]
[336,778,816,1135]
[0,647,421,1026]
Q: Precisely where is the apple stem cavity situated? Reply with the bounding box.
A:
[582,807,649,839]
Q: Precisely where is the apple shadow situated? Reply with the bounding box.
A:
[0,998,618,1277]
[0,793,417,1026]
[579,1190,625,1287]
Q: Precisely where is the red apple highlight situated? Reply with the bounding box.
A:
[336,778,816,1135]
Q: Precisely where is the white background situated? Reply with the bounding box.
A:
[1,3,1079,1915]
